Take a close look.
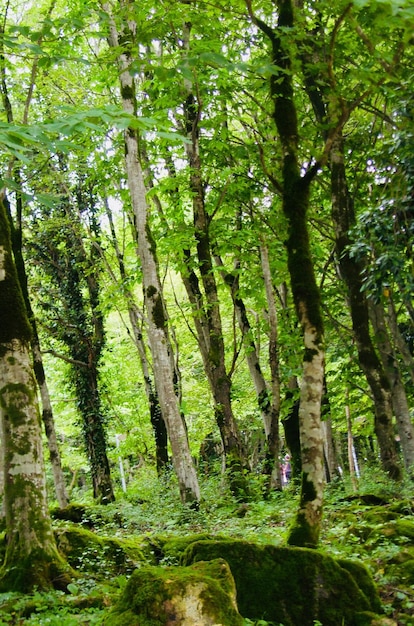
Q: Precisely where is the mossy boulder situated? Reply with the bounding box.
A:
[181,539,383,626]
[155,533,227,564]
[54,527,146,577]
[106,558,243,626]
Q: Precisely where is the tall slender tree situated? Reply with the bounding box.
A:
[102,0,200,505]
[246,0,327,546]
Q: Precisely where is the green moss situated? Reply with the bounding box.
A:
[106,559,243,626]
[287,511,319,548]
[145,223,157,258]
[54,527,145,577]
[337,559,382,613]
[160,533,226,563]
[181,539,380,626]
[0,199,32,345]
[0,547,72,593]
[120,84,134,102]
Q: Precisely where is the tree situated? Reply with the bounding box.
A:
[0,192,70,591]
[103,198,169,475]
[246,0,326,547]
[0,4,69,508]
[29,169,115,504]
[102,0,200,505]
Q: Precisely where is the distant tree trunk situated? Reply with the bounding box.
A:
[370,300,414,472]
[260,244,282,492]
[0,194,71,592]
[250,0,326,546]
[322,417,337,483]
[2,193,69,508]
[321,379,339,483]
[178,21,249,500]
[386,295,414,385]
[282,387,302,484]
[104,2,200,505]
[345,393,359,493]
[330,134,402,480]
[104,200,169,474]
[29,180,115,504]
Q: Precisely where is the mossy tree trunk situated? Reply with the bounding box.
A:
[386,295,414,386]
[249,0,325,546]
[369,300,414,472]
[0,194,71,592]
[178,20,249,500]
[0,44,68,507]
[297,12,403,481]
[214,244,281,492]
[330,134,402,480]
[104,1,200,505]
[31,186,115,504]
[260,243,282,492]
[2,193,69,508]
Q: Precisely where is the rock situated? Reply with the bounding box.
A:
[106,558,243,626]
[54,527,147,577]
[181,539,383,626]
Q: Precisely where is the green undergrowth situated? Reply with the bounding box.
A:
[0,467,412,624]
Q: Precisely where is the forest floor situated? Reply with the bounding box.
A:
[0,466,413,625]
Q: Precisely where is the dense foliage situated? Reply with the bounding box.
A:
[0,0,413,620]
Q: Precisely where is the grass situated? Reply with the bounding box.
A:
[0,465,413,625]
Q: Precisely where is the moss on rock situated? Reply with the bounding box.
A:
[54,527,145,577]
[157,533,226,564]
[337,559,382,614]
[106,558,243,626]
[0,546,72,593]
[181,539,383,626]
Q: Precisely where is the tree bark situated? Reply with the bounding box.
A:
[330,134,402,480]
[249,0,326,546]
[104,2,200,505]
[3,193,69,508]
[177,21,249,500]
[369,300,414,472]
[0,194,71,592]
[345,391,359,492]
[260,244,282,491]
[104,199,169,474]
[386,295,414,385]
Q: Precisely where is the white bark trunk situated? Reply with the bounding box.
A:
[0,339,55,556]
[370,301,414,471]
[104,4,200,504]
[298,320,325,524]
[32,342,69,508]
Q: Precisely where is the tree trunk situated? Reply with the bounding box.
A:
[36,188,115,505]
[0,194,71,592]
[32,342,69,507]
[104,199,169,474]
[260,244,282,492]
[3,193,69,509]
[330,134,402,480]
[177,21,249,500]
[104,2,200,505]
[370,300,414,472]
[250,0,326,546]
[386,295,414,385]
[345,390,359,492]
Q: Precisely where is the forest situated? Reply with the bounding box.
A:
[0,0,413,623]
